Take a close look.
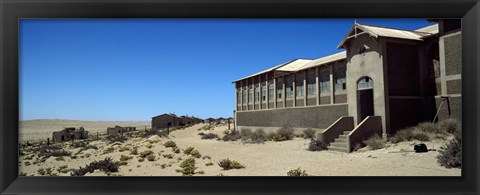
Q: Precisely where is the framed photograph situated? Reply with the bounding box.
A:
[1,0,479,194]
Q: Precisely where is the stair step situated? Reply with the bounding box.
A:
[339,135,349,139]
[343,131,351,135]
[330,142,348,148]
[334,138,348,143]
[327,146,350,153]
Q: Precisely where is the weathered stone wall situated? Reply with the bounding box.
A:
[236,104,348,129]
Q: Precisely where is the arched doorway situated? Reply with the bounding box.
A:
[357,76,374,123]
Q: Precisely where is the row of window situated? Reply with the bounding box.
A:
[237,66,346,104]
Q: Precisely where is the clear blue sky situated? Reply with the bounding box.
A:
[19,19,434,121]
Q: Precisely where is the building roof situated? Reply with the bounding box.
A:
[152,113,179,119]
[338,23,437,48]
[234,23,439,83]
[232,59,299,82]
[296,51,346,71]
[275,59,312,71]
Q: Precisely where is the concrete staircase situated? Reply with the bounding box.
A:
[327,130,351,153]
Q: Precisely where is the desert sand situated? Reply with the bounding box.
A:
[18,121,461,176]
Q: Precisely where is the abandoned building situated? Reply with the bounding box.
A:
[233,19,461,152]
[107,126,136,134]
[52,127,89,142]
[151,114,203,129]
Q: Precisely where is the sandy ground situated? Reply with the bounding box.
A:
[18,122,461,176]
[19,119,150,141]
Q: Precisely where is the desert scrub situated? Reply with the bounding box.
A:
[308,139,328,151]
[240,128,253,140]
[146,154,156,161]
[55,156,65,161]
[222,131,241,141]
[118,146,130,152]
[363,134,385,150]
[247,129,267,143]
[138,158,145,162]
[303,129,316,139]
[287,168,308,176]
[163,141,177,148]
[218,158,245,170]
[437,129,462,168]
[201,133,219,140]
[19,172,27,176]
[115,161,128,166]
[277,126,295,140]
[130,147,139,155]
[106,134,127,144]
[183,147,195,155]
[139,150,154,158]
[120,155,133,161]
[202,155,211,160]
[57,165,70,173]
[178,158,197,176]
[102,147,115,155]
[24,161,31,166]
[205,162,214,166]
[437,118,459,134]
[146,144,153,149]
[163,154,174,159]
[70,157,119,176]
[272,135,288,142]
[172,146,180,153]
[34,145,71,159]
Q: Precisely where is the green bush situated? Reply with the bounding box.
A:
[363,134,385,150]
[57,165,70,173]
[205,162,214,166]
[218,158,245,170]
[24,161,31,166]
[130,147,139,155]
[437,129,462,168]
[139,150,154,158]
[164,141,177,148]
[303,129,316,139]
[163,154,174,159]
[272,135,287,142]
[308,139,327,151]
[55,156,65,161]
[287,168,308,176]
[172,146,180,153]
[179,158,197,176]
[102,147,115,155]
[183,147,195,155]
[120,155,132,161]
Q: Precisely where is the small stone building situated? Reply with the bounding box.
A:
[52,127,89,142]
[152,114,203,129]
[107,126,136,134]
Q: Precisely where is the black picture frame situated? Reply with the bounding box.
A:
[1,0,479,194]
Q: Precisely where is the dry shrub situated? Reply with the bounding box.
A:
[218,158,245,170]
[240,128,253,139]
[363,134,385,150]
[249,129,268,143]
[70,157,119,176]
[163,141,177,148]
[303,129,316,139]
[277,126,294,140]
[308,139,328,151]
[437,129,462,168]
[287,167,308,176]
[437,118,459,134]
[222,131,241,141]
[139,150,154,158]
[201,133,218,140]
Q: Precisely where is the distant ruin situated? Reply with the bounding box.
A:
[52,127,89,142]
[107,126,136,134]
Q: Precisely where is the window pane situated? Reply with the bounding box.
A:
[277,78,283,99]
[286,75,293,98]
[296,73,304,97]
[320,70,330,93]
[307,70,316,95]
[335,66,346,91]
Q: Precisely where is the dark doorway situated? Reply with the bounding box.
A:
[357,77,374,123]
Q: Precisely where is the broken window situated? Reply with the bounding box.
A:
[307,69,316,95]
[296,72,304,97]
[277,77,283,99]
[286,75,293,98]
[320,70,330,94]
[335,66,346,91]
[268,79,274,101]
